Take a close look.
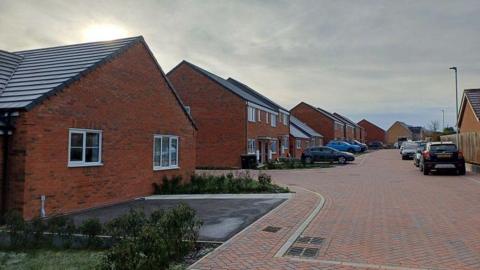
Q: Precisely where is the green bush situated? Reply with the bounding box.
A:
[79,218,103,248]
[105,208,146,240]
[101,203,202,270]
[47,215,77,248]
[154,173,288,194]
[4,210,27,248]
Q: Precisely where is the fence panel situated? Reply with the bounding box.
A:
[440,132,480,164]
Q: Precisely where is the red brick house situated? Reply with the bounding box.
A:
[289,116,323,158]
[0,37,196,219]
[333,113,365,142]
[358,119,385,144]
[167,61,290,168]
[290,102,346,143]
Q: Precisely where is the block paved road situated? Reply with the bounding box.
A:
[191,150,480,270]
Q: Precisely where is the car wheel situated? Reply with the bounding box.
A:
[305,157,313,164]
[458,168,466,175]
[347,148,354,153]
[401,156,406,160]
[423,167,429,175]
[338,156,347,164]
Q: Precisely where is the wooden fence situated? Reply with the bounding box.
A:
[440,132,480,164]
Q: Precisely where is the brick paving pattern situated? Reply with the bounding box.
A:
[191,150,480,270]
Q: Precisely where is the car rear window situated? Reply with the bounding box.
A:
[404,143,417,149]
[430,144,457,152]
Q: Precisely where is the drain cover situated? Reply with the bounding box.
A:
[295,236,325,245]
[286,246,320,258]
[262,226,281,233]
[303,247,319,258]
[286,246,304,256]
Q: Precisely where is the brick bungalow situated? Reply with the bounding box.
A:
[458,89,480,133]
[358,119,386,144]
[167,61,290,168]
[289,116,323,158]
[386,121,424,145]
[333,112,365,142]
[290,102,346,143]
[0,37,196,219]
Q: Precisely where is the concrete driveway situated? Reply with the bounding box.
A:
[191,150,480,270]
[67,194,288,242]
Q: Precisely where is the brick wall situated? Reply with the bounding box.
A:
[386,122,412,145]
[5,43,196,219]
[289,135,308,158]
[247,110,290,159]
[291,103,335,143]
[167,63,246,168]
[358,119,385,144]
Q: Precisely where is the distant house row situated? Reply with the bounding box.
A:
[0,36,383,219]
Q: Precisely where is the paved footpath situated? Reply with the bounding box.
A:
[191,150,480,270]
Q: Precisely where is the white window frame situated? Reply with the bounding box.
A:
[257,109,261,122]
[283,113,288,125]
[283,136,289,151]
[248,106,256,122]
[153,135,180,171]
[247,139,256,154]
[266,112,269,123]
[271,114,277,127]
[296,139,302,149]
[68,128,103,167]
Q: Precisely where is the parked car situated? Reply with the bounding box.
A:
[368,141,384,149]
[301,146,355,164]
[419,142,465,175]
[326,140,362,153]
[345,139,368,152]
[413,142,427,167]
[400,142,418,160]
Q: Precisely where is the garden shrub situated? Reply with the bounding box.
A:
[105,208,146,240]
[101,203,202,270]
[79,218,103,248]
[4,210,27,248]
[154,173,288,194]
[47,215,76,248]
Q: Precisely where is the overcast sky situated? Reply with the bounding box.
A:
[1,0,479,129]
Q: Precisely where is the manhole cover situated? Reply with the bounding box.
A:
[262,226,281,233]
[285,246,320,258]
[303,247,319,258]
[295,236,325,245]
[286,246,304,256]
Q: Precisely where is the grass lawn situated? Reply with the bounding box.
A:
[0,249,103,270]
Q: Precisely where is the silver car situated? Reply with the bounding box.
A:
[401,142,418,160]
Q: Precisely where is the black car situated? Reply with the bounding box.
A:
[420,142,465,175]
[301,146,355,164]
[368,141,384,149]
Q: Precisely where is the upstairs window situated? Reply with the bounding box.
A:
[257,110,261,122]
[266,112,269,123]
[68,129,102,167]
[154,135,179,170]
[248,107,256,122]
[283,113,288,125]
[271,114,277,127]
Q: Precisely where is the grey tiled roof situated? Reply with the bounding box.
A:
[227,78,288,112]
[464,89,480,119]
[290,116,322,137]
[174,61,276,111]
[333,113,360,128]
[0,37,142,110]
[290,124,309,139]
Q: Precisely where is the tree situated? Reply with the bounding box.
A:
[442,126,456,135]
[429,120,440,132]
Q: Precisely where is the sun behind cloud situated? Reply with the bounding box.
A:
[82,24,129,42]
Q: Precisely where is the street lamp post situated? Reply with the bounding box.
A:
[441,109,445,130]
[449,67,459,146]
